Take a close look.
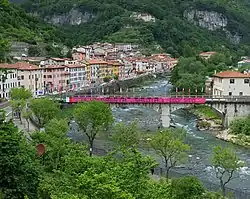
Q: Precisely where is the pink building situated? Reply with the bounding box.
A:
[42,65,70,93]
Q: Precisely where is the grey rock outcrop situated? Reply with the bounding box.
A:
[184,9,241,44]
[45,9,95,25]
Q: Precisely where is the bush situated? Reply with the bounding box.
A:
[171,176,205,199]
[229,116,250,135]
[197,120,211,129]
[103,76,111,82]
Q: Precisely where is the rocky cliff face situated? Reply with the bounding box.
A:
[44,8,95,25]
[184,9,241,44]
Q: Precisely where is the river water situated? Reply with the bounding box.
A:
[68,78,250,194]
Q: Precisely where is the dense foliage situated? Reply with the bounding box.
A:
[1,92,243,198]
[170,53,232,94]
[229,116,250,136]
[0,0,66,57]
[18,0,250,57]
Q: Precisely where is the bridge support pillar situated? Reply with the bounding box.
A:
[160,105,170,128]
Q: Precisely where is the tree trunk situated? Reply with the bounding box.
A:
[166,167,170,180]
[19,112,22,124]
[220,180,226,197]
[89,140,93,157]
[27,119,30,132]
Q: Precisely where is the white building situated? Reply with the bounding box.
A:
[212,71,250,96]
[0,65,20,99]
[66,65,87,90]
[40,58,67,66]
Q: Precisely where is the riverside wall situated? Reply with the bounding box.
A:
[67,72,170,96]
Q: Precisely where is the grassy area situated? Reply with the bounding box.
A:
[192,105,220,119]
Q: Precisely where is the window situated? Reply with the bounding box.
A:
[239,92,243,96]
[229,92,232,96]
[244,79,250,84]
[230,79,235,84]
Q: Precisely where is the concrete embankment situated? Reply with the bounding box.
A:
[67,72,170,96]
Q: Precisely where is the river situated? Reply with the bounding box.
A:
[68,78,250,196]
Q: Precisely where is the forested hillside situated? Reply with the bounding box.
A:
[0,0,66,58]
[19,0,250,57]
[4,0,250,58]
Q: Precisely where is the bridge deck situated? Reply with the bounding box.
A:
[64,96,206,104]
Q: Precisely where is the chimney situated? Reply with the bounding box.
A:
[214,70,216,74]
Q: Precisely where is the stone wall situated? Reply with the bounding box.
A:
[68,72,170,96]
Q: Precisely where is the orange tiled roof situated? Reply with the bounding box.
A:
[87,60,107,64]
[0,62,40,70]
[0,63,17,69]
[213,71,249,78]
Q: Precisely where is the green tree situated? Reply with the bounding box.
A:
[10,87,32,100]
[171,176,205,199]
[28,45,42,56]
[0,38,10,63]
[103,76,111,83]
[229,116,250,136]
[0,114,39,198]
[66,50,72,58]
[212,146,245,197]
[29,98,60,128]
[112,122,141,150]
[10,87,32,123]
[22,108,33,132]
[113,74,119,80]
[31,118,70,171]
[149,128,190,179]
[74,101,113,156]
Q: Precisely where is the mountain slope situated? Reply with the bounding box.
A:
[0,0,67,57]
[12,0,250,57]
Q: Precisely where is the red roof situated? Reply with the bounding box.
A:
[0,62,40,70]
[213,71,249,78]
[87,60,107,64]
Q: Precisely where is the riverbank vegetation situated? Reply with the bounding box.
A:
[170,54,232,95]
[1,88,246,198]
[188,105,222,130]
[228,116,250,147]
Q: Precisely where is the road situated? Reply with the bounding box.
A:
[2,105,37,133]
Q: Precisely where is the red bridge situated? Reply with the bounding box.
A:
[63,96,206,104]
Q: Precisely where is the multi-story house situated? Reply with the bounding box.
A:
[15,62,44,96]
[122,58,136,79]
[0,62,44,97]
[0,64,20,99]
[42,65,69,93]
[135,58,150,73]
[86,60,108,83]
[66,64,87,90]
[40,58,68,66]
[212,71,250,96]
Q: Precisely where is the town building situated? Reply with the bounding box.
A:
[237,59,250,67]
[0,62,44,97]
[15,62,44,96]
[40,58,69,66]
[66,64,87,90]
[212,71,250,96]
[0,64,20,99]
[200,51,216,60]
[42,65,69,93]
[86,60,108,83]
